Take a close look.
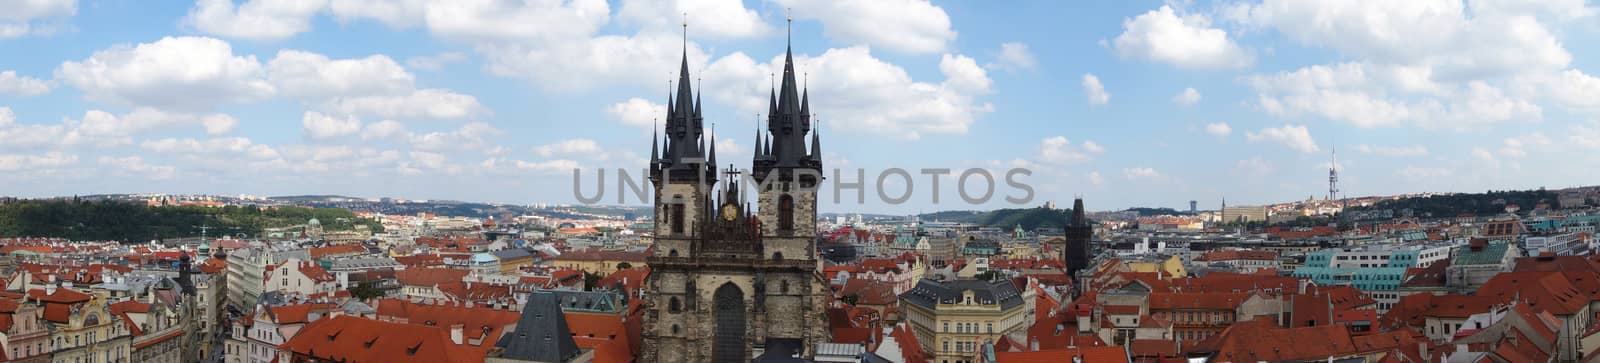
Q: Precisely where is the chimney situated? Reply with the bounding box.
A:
[449,323,465,345]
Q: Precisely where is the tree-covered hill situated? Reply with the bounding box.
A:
[0,200,381,242]
[1348,189,1560,217]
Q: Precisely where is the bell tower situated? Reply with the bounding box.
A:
[752,27,823,263]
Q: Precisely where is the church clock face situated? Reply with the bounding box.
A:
[721,203,739,221]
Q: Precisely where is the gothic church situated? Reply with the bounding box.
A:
[639,26,829,362]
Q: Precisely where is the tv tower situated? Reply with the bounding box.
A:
[1328,145,1339,202]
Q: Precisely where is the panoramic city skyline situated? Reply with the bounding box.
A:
[3,0,1600,214]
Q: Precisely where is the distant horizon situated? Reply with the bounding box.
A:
[7,183,1588,216]
[4,1,1599,215]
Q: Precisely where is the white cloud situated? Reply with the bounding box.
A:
[1355,144,1428,157]
[406,122,501,151]
[1471,147,1496,162]
[2,0,77,21]
[1234,157,1273,177]
[328,88,485,120]
[405,51,467,71]
[0,108,243,148]
[0,0,76,39]
[267,50,413,99]
[1496,133,1552,158]
[702,47,992,139]
[606,98,667,130]
[1527,69,1600,114]
[185,0,328,41]
[98,155,177,179]
[328,0,425,28]
[778,0,956,54]
[1172,87,1201,106]
[1081,73,1109,105]
[1204,122,1231,137]
[361,119,408,141]
[302,111,361,139]
[480,31,713,92]
[987,42,1036,71]
[1088,171,1104,185]
[419,0,609,42]
[1224,0,1571,77]
[0,151,77,171]
[140,137,280,159]
[1123,167,1161,179]
[715,137,744,156]
[536,138,603,158]
[0,70,50,96]
[55,36,275,111]
[1244,63,1540,129]
[617,0,771,39]
[201,114,239,135]
[1395,166,1452,179]
[1245,124,1319,153]
[1572,124,1600,150]
[1037,136,1100,164]
[1111,5,1253,69]
[1081,141,1105,154]
[265,50,484,120]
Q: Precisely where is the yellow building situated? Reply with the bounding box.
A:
[1125,255,1187,278]
[547,250,648,275]
[31,286,132,363]
[899,279,1036,363]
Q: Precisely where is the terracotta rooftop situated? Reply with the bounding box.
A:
[278,315,485,363]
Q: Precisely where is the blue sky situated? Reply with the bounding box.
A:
[2,0,1599,214]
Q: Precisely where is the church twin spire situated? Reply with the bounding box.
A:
[653,12,821,184]
[754,14,822,170]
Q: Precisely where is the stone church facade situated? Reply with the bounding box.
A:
[639,31,830,362]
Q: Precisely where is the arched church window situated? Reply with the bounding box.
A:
[778,194,794,231]
[670,197,685,234]
[772,252,783,260]
[669,250,679,258]
[669,297,681,313]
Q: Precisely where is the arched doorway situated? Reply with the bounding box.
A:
[712,282,746,362]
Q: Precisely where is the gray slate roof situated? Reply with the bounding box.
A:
[495,291,580,362]
[899,278,1025,311]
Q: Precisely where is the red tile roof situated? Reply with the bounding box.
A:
[279,315,485,363]
[370,299,520,349]
[1477,271,1589,315]
[27,287,92,304]
[396,268,469,287]
[994,346,1129,362]
[310,244,368,259]
[268,303,334,324]
[1148,292,1251,311]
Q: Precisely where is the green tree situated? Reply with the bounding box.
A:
[349,281,384,300]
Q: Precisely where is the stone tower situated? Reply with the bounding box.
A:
[641,24,828,363]
[1064,198,1093,280]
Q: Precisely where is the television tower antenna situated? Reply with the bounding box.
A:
[1328,144,1339,202]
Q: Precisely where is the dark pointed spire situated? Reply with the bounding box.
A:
[650,118,660,163]
[800,82,810,118]
[707,124,717,169]
[810,118,821,161]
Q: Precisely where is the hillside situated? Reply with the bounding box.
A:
[1349,189,1562,217]
[920,208,1070,230]
[0,200,381,242]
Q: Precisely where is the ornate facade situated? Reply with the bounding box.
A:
[640,30,829,362]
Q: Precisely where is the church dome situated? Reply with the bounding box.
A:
[308,218,322,226]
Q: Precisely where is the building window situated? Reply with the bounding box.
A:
[670,202,685,234]
[778,195,794,231]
